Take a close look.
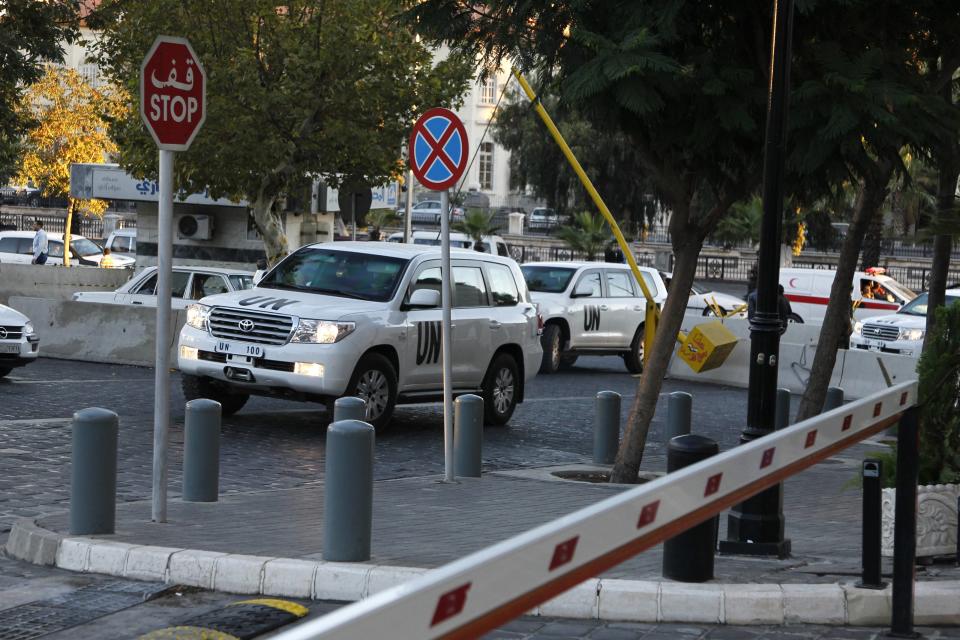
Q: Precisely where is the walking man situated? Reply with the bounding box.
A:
[31,219,48,265]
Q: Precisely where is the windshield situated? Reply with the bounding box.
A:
[521,266,576,293]
[229,275,254,290]
[899,293,960,316]
[259,248,408,301]
[878,277,916,303]
[690,281,708,295]
[71,238,103,257]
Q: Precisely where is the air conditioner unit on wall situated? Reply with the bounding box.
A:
[175,214,213,240]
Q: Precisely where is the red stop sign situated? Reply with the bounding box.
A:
[140,36,206,151]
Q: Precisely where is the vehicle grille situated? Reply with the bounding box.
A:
[861,323,900,342]
[208,308,294,345]
[0,325,23,340]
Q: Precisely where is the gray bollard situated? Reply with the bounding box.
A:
[324,419,375,562]
[663,434,720,582]
[775,388,791,430]
[70,408,118,535]
[183,399,221,502]
[823,386,844,412]
[594,391,621,464]
[455,394,483,477]
[666,391,693,441]
[334,396,366,422]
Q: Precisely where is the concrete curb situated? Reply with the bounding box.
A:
[6,518,959,626]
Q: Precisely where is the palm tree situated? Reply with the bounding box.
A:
[453,210,499,250]
[365,209,398,241]
[556,211,612,260]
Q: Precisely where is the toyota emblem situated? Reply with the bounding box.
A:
[0,328,7,339]
[238,319,255,333]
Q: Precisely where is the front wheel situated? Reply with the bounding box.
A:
[538,324,562,374]
[344,352,397,431]
[181,374,249,416]
[623,325,645,374]
[787,312,803,323]
[482,353,519,426]
[559,354,578,369]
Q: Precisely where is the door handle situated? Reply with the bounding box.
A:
[599,305,609,311]
[133,301,143,305]
[489,320,502,329]
[633,305,643,312]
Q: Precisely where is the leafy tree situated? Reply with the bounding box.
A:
[556,212,611,261]
[917,302,960,485]
[15,65,126,266]
[453,210,499,250]
[710,196,762,249]
[92,0,472,264]
[0,0,80,179]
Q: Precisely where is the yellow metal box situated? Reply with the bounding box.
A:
[677,321,738,373]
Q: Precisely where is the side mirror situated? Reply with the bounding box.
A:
[571,282,595,298]
[408,288,441,308]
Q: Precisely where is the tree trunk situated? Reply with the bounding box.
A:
[860,211,883,269]
[795,163,893,422]
[923,156,958,352]
[611,238,702,482]
[63,199,74,268]
[251,191,289,267]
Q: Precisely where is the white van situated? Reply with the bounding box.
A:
[104,228,136,259]
[387,231,510,257]
[779,267,916,323]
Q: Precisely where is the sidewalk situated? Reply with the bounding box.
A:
[8,445,960,626]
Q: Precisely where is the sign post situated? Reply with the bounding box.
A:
[140,35,206,522]
[409,107,468,483]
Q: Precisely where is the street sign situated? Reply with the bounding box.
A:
[140,36,206,151]
[409,108,468,191]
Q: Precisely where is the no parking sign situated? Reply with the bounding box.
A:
[409,108,468,191]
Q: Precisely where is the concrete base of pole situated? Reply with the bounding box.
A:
[323,420,375,562]
[70,408,118,535]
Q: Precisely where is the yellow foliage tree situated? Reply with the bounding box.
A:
[16,65,128,266]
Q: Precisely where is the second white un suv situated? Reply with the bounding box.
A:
[178,242,542,429]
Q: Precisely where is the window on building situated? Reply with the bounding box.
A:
[479,142,494,191]
[480,76,496,104]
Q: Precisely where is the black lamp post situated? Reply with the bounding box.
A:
[717,0,795,558]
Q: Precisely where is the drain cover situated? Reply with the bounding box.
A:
[0,581,176,640]
[138,599,309,640]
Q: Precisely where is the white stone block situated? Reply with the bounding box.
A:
[539,579,600,619]
[782,583,845,624]
[597,579,658,622]
[914,581,960,625]
[168,550,228,589]
[214,554,270,594]
[842,582,891,626]
[262,559,320,599]
[659,583,722,623]
[366,566,427,596]
[56,538,93,572]
[86,541,136,576]
[722,584,783,625]
[314,563,374,601]
[124,546,181,582]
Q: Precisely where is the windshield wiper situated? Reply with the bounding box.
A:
[312,287,368,300]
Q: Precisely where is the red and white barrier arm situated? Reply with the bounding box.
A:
[276,381,917,640]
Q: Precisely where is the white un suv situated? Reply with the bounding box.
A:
[178,242,542,429]
[850,288,959,357]
[520,262,667,374]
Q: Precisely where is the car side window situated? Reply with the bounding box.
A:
[135,274,159,295]
[486,263,520,306]
[192,273,229,298]
[640,272,661,298]
[171,271,189,299]
[496,242,509,257]
[409,266,442,298]
[574,270,603,297]
[452,266,488,307]
[605,270,635,298]
[0,237,19,253]
[47,241,64,258]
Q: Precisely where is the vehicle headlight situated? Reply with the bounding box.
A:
[853,321,863,335]
[186,304,211,330]
[23,322,35,336]
[900,328,925,342]
[291,319,355,344]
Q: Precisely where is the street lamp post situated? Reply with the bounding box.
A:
[718,0,795,558]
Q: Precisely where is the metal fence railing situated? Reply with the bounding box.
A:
[0,211,137,240]
[272,382,921,640]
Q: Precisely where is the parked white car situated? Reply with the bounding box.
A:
[73,266,254,309]
[850,289,959,357]
[178,242,542,428]
[0,303,39,378]
[0,231,135,268]
[395,200,465,225]
[659,271,747,316]
[387,230,510,256]
[779,267,915,323]
[103,228,137,259]
[521,261,667,374]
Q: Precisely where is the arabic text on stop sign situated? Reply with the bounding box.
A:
[149,94,199,124]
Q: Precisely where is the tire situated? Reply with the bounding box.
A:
[0,367,12,379]
[623,325,645,374]
[482,352,519,426]
[559,354,578,369]
[181,374,249,416]
[344,352,397,431]
[538,324,562,374]
[787,312,803,324]
[702,306,723,317]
